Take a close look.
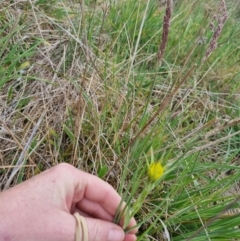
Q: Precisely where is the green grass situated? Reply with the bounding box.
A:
[1,0,240,240]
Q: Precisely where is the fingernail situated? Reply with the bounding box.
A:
[107,228,124,241]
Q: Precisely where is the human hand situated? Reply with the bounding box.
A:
[0,163,137,241]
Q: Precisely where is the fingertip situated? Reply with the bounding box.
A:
[124,233,137,241]
[128,218,138,234]
[122,217,138,235]
[85,217,125,241]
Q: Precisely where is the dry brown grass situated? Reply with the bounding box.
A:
[0,0,104,188]
[1,0,239,189]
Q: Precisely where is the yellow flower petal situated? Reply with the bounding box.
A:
[148,162,164,182]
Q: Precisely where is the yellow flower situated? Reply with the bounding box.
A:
[148,162,164,182]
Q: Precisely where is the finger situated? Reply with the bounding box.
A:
[71,208,91,218]
[76,198,113,221]
[85,217,136,241]
[76,199,138,235]
[55,213,137,241]
[73,170,122,216]
[76,200,138,235]
[124,233,137,241]
[52,212,136,241]
[48,163,121,216]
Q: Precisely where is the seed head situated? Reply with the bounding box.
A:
[202,0,228,63]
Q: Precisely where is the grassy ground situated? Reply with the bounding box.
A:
[1,0,240,240]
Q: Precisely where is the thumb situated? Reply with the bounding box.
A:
[85,217,125,241]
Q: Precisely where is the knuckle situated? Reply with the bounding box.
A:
[51,163,75,176]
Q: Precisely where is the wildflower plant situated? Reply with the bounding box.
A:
[114,147,166,232]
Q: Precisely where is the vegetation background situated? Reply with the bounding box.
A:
[0,0,240,240]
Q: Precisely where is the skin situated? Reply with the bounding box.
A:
[0,163,137,241]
